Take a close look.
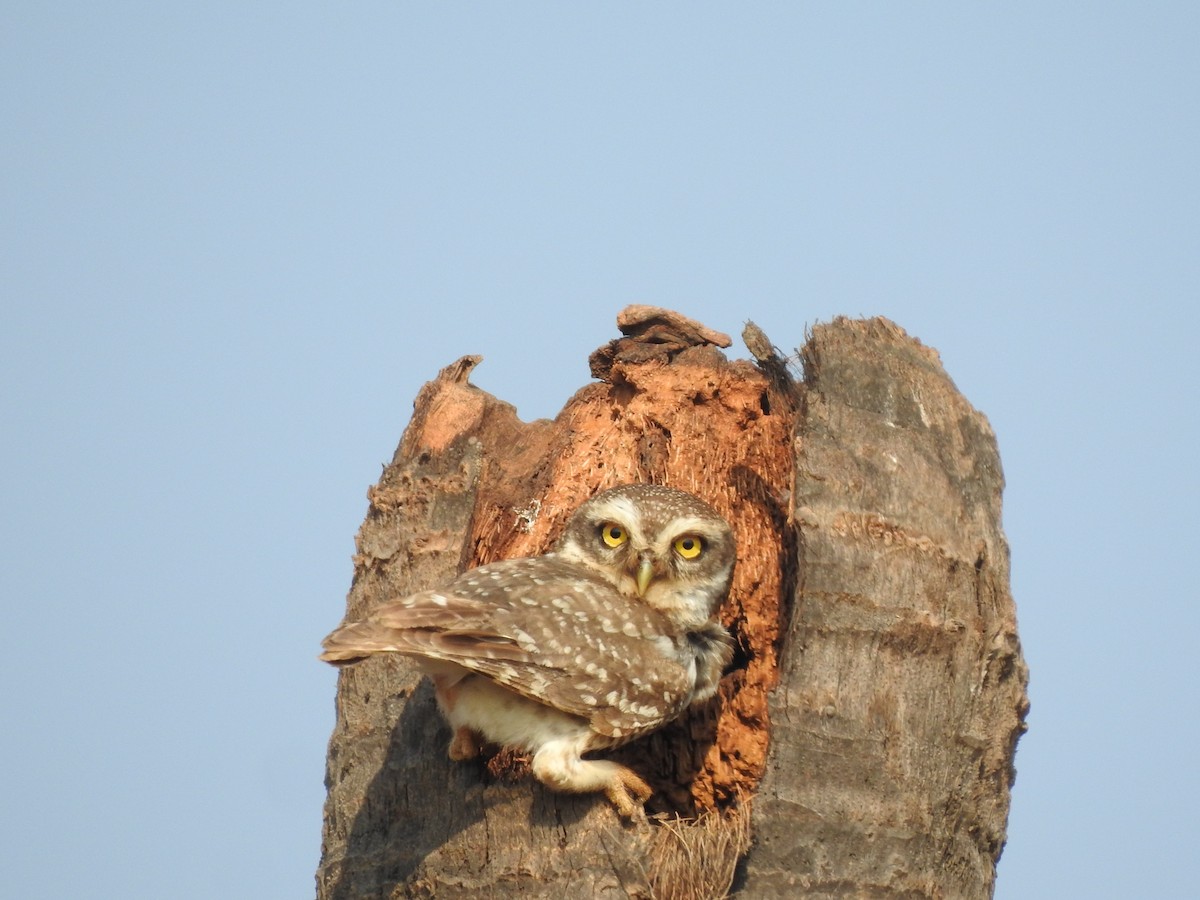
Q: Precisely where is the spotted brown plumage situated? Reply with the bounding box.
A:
[320,483,736,818]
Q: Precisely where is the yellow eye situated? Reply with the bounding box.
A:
[674,536,703,560]
[600,523,628,548]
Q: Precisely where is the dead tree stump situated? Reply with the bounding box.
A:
[316,310,1028,899]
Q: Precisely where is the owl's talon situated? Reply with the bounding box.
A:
[606,768,653,820]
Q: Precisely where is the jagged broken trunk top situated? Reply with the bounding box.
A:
[318,310,1028,900]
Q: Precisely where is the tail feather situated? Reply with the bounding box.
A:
[319,622,407,666]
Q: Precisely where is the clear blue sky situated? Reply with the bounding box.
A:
[3,4,1196,897]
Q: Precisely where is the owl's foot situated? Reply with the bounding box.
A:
[448,726,483,761]
[604,766,653,820]
[531,741,653,820]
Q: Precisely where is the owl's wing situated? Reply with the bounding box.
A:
[319,557,696,739]
[319,590,523,663]
[457,612,696,740]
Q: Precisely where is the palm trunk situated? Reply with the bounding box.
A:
[316,311,1028,899]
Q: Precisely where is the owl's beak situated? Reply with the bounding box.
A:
[635,556,655,597]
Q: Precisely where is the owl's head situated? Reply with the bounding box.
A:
[554,483,736,629]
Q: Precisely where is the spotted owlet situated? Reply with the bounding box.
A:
[320,483,735,818]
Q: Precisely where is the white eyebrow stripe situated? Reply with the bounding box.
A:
[586,495,642,526]
[666,515,727,537]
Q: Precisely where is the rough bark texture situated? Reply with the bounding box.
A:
[317,312,1028,900]
[742,318,1028,898]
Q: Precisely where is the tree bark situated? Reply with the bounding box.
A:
[316,311,1028,899]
